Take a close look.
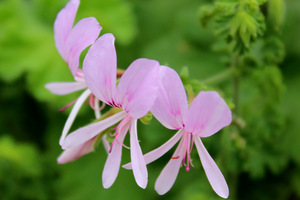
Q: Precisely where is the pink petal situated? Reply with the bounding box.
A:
[155,137,184,195]
[123,129,184,170]
[62,111,127,149]
[116,58,160,119]
[102,120,130,188]
[194,137,229,198]
[129,120,148,188]
[57,137,95,164]
[65,17,101,76]
[83,33,117,105]
[45,81,87,95]
[185,91,232,137]
[54,0,80,60]
[151,66,188,129]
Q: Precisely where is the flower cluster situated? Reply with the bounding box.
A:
[46,0,232,198]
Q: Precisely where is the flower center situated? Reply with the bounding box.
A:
[109,115,132,153]
[172,131,194,171]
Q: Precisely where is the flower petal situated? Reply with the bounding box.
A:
[194,137,229,198]
[117,58,160,119]
[60,89,91,146]
[102,120,130,188]
[62,111,127,149]
[155,137,184,195]
[45,81,87,95]
[123,129,184,170]
[66,17,101,76]
[185,91,232,137]
[83,33,117,105]
[130,120,148,188]
[151,66,188,129]
[57,137,95,164]
[54,0,79,60]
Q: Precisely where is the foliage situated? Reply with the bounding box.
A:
[1,0,300,199]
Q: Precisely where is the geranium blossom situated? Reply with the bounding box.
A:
[44,0,106,155]
[123,66,232,198]
[61,33,160,189]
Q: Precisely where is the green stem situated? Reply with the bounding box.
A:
[230,54,240,200]
[232,54,239,114]
[201,68,235,85]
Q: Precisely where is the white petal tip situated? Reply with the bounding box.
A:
[102,181,113,189]
[122,164,132,170]
[137,180,148,189]
[218,190,229,199]
[155,187,168,195]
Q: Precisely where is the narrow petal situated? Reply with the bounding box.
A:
[57,137,95,164]
[151,66,188,129]
[83,33,117,105]
[185,91,232,137]
[117,58,160,119]
[155,138,184,195]
[62,111,127,149]
[45,81,87,95]
[123,129,184,170]
[102,121,130,188]
[59,89,91,146]
[66,17,101,76]
[130,120,148,188]
[102,135,110,154]
[194,137,229,198]
[54,0,79,60]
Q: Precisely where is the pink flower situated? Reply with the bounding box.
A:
[123,66,232,198]
[44,0,104,157]
[46,0,101,95]
[61,33,160,189]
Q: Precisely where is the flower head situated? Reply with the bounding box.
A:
[44,0,105,150]
[123,66,232,198]
[62,33,160,189]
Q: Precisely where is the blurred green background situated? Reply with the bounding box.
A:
[1,0,300,199]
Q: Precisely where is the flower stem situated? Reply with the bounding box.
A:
[201,68,235,85]
[232,54,239,114]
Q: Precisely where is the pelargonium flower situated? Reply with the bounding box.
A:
[61,33,160,189]
[123,66,232,198]
[44,0,104,152]
[46,0,101,95]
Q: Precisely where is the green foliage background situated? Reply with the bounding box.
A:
[0,0,299,199]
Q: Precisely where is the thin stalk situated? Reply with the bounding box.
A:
[230,54,240,200]
[201,68,235,85]
[232,54,239,114]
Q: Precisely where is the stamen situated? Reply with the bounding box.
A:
[59,98,78,112]
[108,115,132,153]
[86,94,106,111]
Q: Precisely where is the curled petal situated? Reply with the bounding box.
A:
[65,17,101,76]
[54,0,79,60]
[155,137,184,195]
[45,81,87,95]
[102,120,130,188]
[151,66,188,129]
[185,91,232,137]
[117,58,160,119]
[83,33,117,105]
[130,120,148,188]
[57,137,95,164]
[194,137,229,198]
[123,129,184,170]
[62,111,127,149]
